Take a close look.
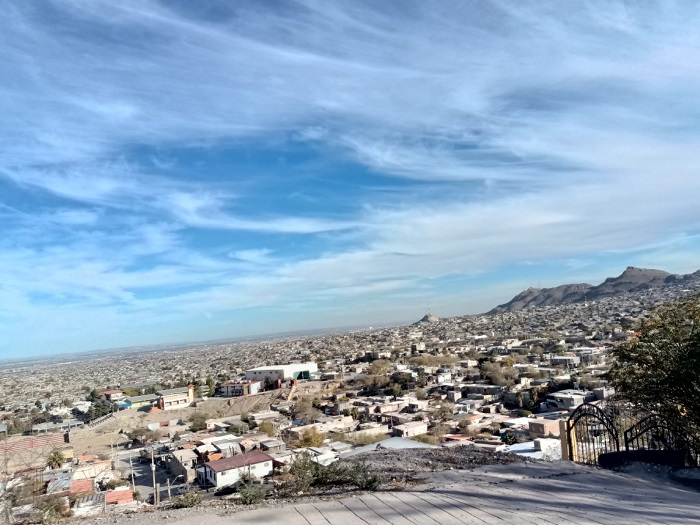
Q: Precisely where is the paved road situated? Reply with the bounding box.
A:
[115,452,190,503]
[164,462,700,525]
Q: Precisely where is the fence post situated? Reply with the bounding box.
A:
[559,419,571,461]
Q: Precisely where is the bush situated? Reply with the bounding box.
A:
[411,433,440,445]
[258,420,275,437]
[285,452,316,493]
[518,410,533,417]
[37,495,70,524]
[282,453,382,495]
[335,433,388,446]
[237,484,265,505]
[501,432,517,445]
[188,413,208,432]
[290,427,326,447]
[171,491,202,508]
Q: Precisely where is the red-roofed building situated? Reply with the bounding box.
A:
[70,479,94,495]
[101,390,125,402]
[201,451,273,488]
[105,489,134,505]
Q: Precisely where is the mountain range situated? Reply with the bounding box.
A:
[488,266,700,314]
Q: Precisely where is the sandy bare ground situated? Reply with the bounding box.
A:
[67,390,290,455]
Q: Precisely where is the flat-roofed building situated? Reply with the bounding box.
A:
[220,380,262,397]
[157,385,194,411]
[244,362,318,382]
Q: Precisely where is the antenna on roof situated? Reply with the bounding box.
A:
[427,299,431,315]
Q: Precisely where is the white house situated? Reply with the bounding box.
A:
[201,451,273,488]
[244,362,318,382]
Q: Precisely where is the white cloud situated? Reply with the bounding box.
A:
[2,1,700,353]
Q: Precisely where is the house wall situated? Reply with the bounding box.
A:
[221,382,262,397]
[244,362,318,382]
[528,419,561,438]
[170,452,198,483]
[161,394,189,410]
[392,422,428,438]
[206,460,273,488]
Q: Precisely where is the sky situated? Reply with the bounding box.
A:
[2,1,700,357]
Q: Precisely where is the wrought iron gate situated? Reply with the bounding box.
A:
[624,415,700,466]
[567,403,620,465]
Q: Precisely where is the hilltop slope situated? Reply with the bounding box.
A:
[489,266,700,313]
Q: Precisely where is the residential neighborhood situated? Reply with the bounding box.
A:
[1,278,699,521]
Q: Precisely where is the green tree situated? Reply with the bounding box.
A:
[47,450,66,469]
[293,398,321,422]
[457,419,473,435]
[290,427,326,448]
[258,420,275,437]
[236,484,265,505]
[502,432,517,445]
[608,295,700,434]
[188,412,208,432]
[206,376,215,395]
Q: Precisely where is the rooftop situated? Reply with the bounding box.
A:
[204,451,273,472]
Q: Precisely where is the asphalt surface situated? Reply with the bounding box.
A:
[115,451,192,504]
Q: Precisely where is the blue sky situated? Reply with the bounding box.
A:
[2,1,700,357]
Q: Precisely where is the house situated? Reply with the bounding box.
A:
[101,390,125,404]
[220,380,262,397]
[170,448,198,483]
[528,418,561,439]
[244,362,318,382]
[156,386,194,411]
[550,356,581,368]
[392,421,428,438]
[200,451,274,488]
[435,369,452,383]
[123,393,159,410]
[105,488,134,506]
[544,390,596,411]
[260,439,286,453]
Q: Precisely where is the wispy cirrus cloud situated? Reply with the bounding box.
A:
[2,1,700,354]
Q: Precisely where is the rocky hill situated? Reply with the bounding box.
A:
[489,266,700,313]
[413,313,440,324]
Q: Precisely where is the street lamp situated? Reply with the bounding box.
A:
[166,474,184,500]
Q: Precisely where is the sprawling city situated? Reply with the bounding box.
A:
[1,266,699,523]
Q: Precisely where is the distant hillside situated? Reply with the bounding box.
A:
[489,266,700,314]
[413,313,440,325]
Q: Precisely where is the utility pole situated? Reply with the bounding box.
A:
[129,452,136,492]
[151,449,158,507]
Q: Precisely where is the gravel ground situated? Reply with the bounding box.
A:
[75,447,528,525]
[348,446,529,480]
